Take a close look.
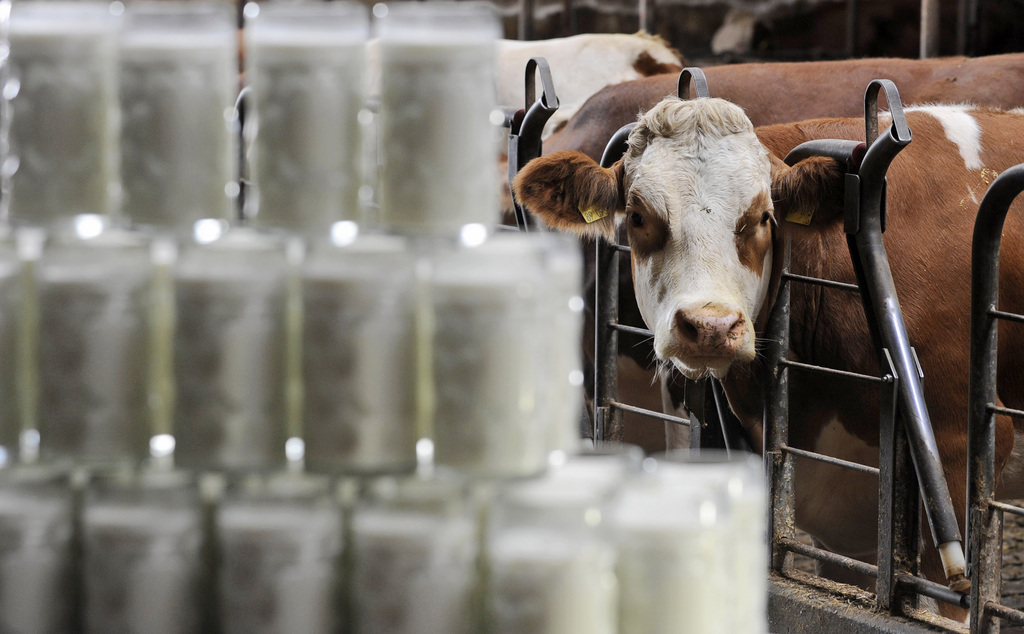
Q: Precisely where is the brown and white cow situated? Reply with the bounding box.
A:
[514,97,1024,612]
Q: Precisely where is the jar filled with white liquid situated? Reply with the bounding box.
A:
[119,1,237,232]
[428,232,550,478]
[657,449,768,634]
[7,2,120,226]
[484,458,624,634]
[612,457,731,634]
[216,472,343,634]
[245,2,369,235]
[302,228,417,475]
[172,224,289,472]
[349,474,482,634]
[375,2,502,235]
[82,468,207,634]
[35,216,153,466]
[0,465,75,633]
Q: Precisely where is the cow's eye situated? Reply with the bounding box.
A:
[629,212,644,228]
[760,211,772,225]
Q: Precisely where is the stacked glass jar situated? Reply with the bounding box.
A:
[0,1,769,632]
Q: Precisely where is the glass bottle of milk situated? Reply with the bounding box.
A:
[244,2,368,236]
[484,463,621,634]
[427,232,550,478]
[0,465,75,633]
[7,2,120,226]
[302,227,418,475]
[375,2,502,235]
[35,216,153,466]
[81,468,208,634]
[349,474,482,634]
[172,222,289,473]
[119,1,237,233]
[215,472,343,634]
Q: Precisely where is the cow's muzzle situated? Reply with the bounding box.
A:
[669,303,753,362]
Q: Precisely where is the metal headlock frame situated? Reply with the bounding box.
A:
[967,164,1024,631]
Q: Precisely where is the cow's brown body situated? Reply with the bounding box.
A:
[514,102,1024,615]
[544,53,1024,161]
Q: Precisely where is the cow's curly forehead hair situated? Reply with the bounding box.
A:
[624,96,755,167]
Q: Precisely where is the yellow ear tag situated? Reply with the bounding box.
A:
[579,206,609,224]
[785,206,814,226]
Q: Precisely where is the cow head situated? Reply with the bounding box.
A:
[513,96,844,379]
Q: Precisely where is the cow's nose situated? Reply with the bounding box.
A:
[674,305,747,352]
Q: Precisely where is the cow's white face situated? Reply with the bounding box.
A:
[615,98,776,379]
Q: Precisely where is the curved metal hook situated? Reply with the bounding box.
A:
[524,57,559,110]
[677,67,710,100]
[864,79,911,148]
[600,123,636,169]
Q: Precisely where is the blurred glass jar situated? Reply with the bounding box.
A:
[0,465,75,633]
[119,1,237,232]
[7,1,120,226]
[82,468,207,634]
[483,449,631,634]
[302,228,417,475]
[172,224,288,472]
[611,456,731,634]
[349,474,481,634]
[35,216,153,466]
[245,2,369,236]
[375,2,501,235]
[428,232,550,478]
[656,449,768,634]
[216,472,343,634]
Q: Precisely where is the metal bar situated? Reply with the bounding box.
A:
[985,602,1024,626]
[595,237,622,442]
[781,272,860,293]
[920,0,940,58]
[990,307,1024,324]
[611,244,631,254]
[778,358,887,384]
[859,80,966,587]
[610,322,653,338]
[968,163,1024,629]
[610,400,691,426]
[894,574,970,609]
[780,444,880,476]
[517,0,534,40]
[847,0,859,57]
[779,537,879,579]
[991,501,1024,517]
[765,234,795,574]
[988,403,1024,419]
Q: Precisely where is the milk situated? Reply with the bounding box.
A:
[216,476,343,634]
[35,220,153,464]
[301,232,417,474]
[119,2,237,231]
[376,2,501,234]
[7,2,119,225]
[245,3,368,234]
[172,227,288,471]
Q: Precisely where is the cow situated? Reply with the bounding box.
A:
[513,97,1024,618]
[524,53,1024,452]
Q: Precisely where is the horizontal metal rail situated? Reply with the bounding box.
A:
[779,358,890,384]
[989,307,1024,325]
[987,403,1024,420]
[990,500,1024,518]
[782,272,861,293]
[779,537,879,579]
[609,322,653,338]
[780,444,881,476]
[895,573,970,609]
[985,602,1024,626]
[610,400,691,426]
[611,243,631,254]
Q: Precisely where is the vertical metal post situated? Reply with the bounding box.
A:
[638,0,655,35]
[764,234,794,573]
[847,0,860,57]
[518,0,534,41]
[968,164,1024,630]
[594,237,622,442]
[920,0,941,58]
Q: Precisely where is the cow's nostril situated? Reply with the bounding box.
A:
[674,311,701,343]
[727,316,745,339]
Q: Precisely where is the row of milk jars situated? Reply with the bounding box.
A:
[0,449,768,633]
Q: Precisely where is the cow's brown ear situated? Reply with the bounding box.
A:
[770,155,845,228]
[512,150,624,239]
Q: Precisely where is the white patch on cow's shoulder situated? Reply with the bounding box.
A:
[907,105,984,170]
